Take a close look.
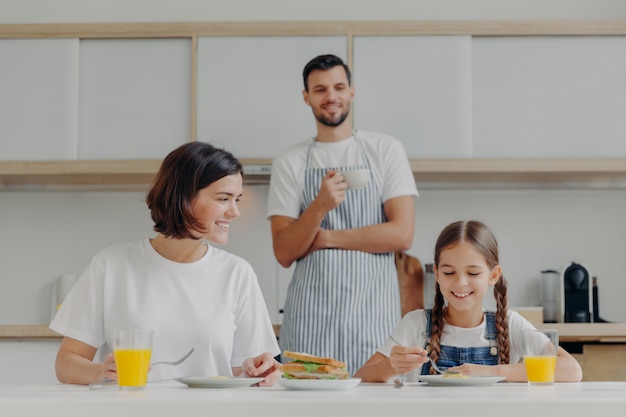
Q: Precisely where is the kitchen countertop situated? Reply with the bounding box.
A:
[3,323,626,342]
[1,381,624,416]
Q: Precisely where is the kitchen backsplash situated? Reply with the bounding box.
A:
[1,186,625,325]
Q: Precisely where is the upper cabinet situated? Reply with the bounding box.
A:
[196,36,347,158]
[353,36,473,158]
[0,39,79,160]
[1,21,626,189]
[77,39,192,159]
[472,36,626,158]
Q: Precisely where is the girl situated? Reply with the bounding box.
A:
[355,220,582,383]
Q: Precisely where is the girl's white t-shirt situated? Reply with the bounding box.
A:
[377,309,537,380]
[50,239,280,380]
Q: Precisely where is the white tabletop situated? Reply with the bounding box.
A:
[1,380,625,417]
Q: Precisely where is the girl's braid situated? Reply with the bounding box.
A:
[494,277,511,364]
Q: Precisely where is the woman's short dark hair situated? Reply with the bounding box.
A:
[302,54,351,92]
[146,141,243,239]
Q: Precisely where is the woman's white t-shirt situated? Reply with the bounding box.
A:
[50,239,280,380]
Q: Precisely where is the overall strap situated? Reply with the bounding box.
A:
[484,310,499,357]
[423,309,433,351]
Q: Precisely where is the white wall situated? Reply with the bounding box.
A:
[1,1,625,385]
[1,0,626,23]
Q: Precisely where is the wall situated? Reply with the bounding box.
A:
[1,3,626,323]
[1,0,626,23]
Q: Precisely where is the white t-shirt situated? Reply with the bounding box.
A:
[50,239,280,380]
[377,309,536,381]
[267,130,418,219]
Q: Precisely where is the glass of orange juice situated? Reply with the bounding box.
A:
[113,329,153,390]
[522,329,558,385]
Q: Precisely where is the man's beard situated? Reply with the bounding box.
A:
[314,107,350,127]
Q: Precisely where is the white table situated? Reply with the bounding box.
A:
[1,381,624,417]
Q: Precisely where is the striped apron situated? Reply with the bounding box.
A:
[279,132,401,375]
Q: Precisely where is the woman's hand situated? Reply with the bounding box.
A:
[388,345,429,375]
[102,353,118,381]
[241,352,281,386]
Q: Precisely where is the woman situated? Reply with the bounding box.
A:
[50,142,281,386]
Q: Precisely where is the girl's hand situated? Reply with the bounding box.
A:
[389,345,429,374]
[241,352,281,387]
[447,363,495,376]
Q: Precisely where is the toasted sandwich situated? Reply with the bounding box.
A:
[280,351,349,379]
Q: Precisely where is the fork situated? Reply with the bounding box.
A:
[151,347,195,366]
[388,336,457,388]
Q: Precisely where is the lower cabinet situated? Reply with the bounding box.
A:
[572,344,626,381]
[0,339,61,384]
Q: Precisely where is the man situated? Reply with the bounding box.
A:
[267,54,418,374]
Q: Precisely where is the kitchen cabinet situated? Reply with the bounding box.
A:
[76,39,191,159]
[353,35,473,158]
[537,323,626,381]
[196,36,347,159]
[0,38,78,160]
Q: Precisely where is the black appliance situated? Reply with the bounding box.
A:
[561,262,592,323]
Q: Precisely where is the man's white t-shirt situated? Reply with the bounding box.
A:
[50,239,280,380]
[267,130,418,219]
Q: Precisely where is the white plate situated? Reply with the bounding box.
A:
[418,375,505,387]
[279,378,361,391]
[176,376,265,388]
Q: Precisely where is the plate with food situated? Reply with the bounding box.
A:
[418,374,505,387]
[278,351,360,391]
[176,376,265,388]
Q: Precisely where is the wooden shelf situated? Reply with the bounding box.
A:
[538,323,626,343]
[0,159,272,190]
[410,158,626,188]
[0,324,278,340]
[2,158,626,190]
[0,325,60,339]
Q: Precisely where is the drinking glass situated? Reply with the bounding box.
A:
[113,329,153,390]
[522,329,558,385]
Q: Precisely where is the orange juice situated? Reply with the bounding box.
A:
[524,355,557,384]
[114,348,152,388]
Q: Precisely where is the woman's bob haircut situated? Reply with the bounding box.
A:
[146,141,243,239]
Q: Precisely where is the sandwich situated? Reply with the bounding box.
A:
[280,351,349,380]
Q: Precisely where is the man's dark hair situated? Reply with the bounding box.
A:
[302,54,351,91]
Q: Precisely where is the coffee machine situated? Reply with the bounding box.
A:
[561,262,593,323]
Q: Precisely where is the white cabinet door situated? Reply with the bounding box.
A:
[352,36,473,158]
[473,36,626,157]
[0,39,79,160]
[0,340,61,383]
[77,39,192,159]
[197,36,347,158]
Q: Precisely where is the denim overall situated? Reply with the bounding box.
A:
[421,309,499,375]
